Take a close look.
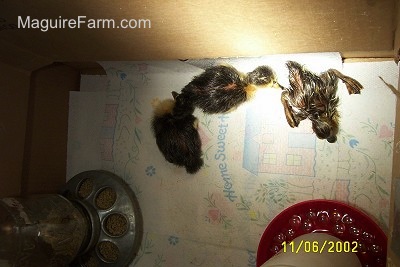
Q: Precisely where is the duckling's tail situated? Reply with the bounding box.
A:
[185,157,204,174]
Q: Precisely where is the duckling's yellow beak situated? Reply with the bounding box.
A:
[255,80,283,89]
[271,80,285,90]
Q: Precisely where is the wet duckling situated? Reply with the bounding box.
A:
[174,65,280,114]
[151,93,203,174]
[281,61,363,143]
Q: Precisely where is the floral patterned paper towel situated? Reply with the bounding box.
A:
[67,53,397,266]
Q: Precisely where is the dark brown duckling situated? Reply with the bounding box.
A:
[281,61,363,143]
[151,93,203,174]
[174,65,280,114]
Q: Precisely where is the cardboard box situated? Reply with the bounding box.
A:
[0,0,399,265]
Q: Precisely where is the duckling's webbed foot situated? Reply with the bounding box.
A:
[281,91,299,128]
[327,69,363,95]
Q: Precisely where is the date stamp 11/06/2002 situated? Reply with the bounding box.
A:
[281,240,358,254]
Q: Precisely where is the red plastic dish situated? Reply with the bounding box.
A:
[256,199,387,267]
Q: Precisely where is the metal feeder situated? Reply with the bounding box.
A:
[61,170,143,267]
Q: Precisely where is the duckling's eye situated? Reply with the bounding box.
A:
[312,112,319,119]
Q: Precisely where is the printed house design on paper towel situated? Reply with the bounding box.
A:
[243,106,316,176]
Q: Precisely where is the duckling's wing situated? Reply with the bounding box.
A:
[286,61,310,110]
[286,61,305,93]
[193,65,243,90]
[327,69,363,94]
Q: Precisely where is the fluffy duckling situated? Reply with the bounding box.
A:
[151,93,203,174]
[174,65,281,114]
[281,61,363,143]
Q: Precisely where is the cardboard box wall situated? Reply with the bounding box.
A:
[0,0,399,265]
[390,78,400,266]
